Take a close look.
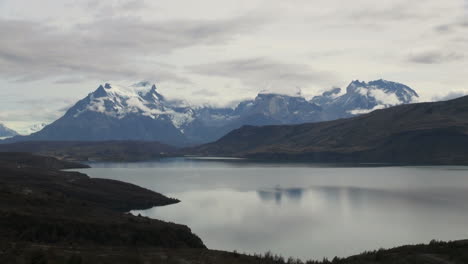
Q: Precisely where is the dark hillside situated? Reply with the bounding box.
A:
[0,153,205,249]
[190,96,468,164]
[0,141,177,162]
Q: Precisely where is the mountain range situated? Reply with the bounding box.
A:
[190,95,468,164]
[0,123,17,139]
[4,79,419,146]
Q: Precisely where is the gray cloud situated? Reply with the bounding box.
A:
[344,2,438,27]
[81,0,150,18]
[434,24,452,33]
[348,5,425,22]
[1,0,468,130]
[461,19,468,27]
[433,20,468,33]
[188,57,337,93]
[407,50,464,64]
[192,89,219,97]
[432,91,468,101]
[0,97,74,125]
[0,13,264,83]
[116,0,147,11]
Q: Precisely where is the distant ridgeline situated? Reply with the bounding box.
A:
[190,95,468,165]
[3,79,419,146]
[0,123,17,139]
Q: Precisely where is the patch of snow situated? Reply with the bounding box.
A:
[348,104,386,115]
[356,87,369,97]
[170,110,195,130]
[86,99,107,113]
[75,82,196,131]
[369,87,402,106]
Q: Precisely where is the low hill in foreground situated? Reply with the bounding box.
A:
[190,95,468,165]
[0,152,89,169]
[0,153,205,254]
[0,141,176,162]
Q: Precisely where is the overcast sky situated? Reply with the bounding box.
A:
[1,0,467,133]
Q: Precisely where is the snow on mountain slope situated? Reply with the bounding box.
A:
[343,80,419,114]
[76,82,164,118]
[7,79,420,146]
[233,93,322,123]
[71,82,195,131]
[312,79,419,118]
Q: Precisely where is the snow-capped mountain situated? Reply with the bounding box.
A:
[69,82,195,132]
[16,82,191,146]
[234,93,322,122]
[0,123,18,139]
[7,79,419,146]
[312,79,419,119]
[189,80,418,143]
[181,93,323,143]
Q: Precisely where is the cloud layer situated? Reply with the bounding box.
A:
[1,0,468,131]
[0,14,264,83]
[188,58,337,94]
[407,50,464,64]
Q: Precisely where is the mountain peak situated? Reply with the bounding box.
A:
[90,82,161,100]
[62,82,194,139]
[346,79,418,99]
[94,84,108,98]
[17,79,420,146]
[350,79,366,85]
[310,87,342,106]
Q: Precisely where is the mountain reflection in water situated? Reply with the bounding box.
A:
[257,187,304,204]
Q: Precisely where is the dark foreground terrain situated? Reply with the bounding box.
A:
[0,153,205,259]
[2,239,468,264]
[190,95,468,165]
[0,141,176,162]
[1,153,468,264]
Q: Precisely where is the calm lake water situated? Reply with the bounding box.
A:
[76,158,468,260]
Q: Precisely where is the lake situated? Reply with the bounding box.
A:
[76,158,468,260]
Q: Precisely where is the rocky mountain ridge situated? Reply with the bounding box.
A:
[5,79,419,146]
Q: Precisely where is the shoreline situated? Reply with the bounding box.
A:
[1,152,468,263]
